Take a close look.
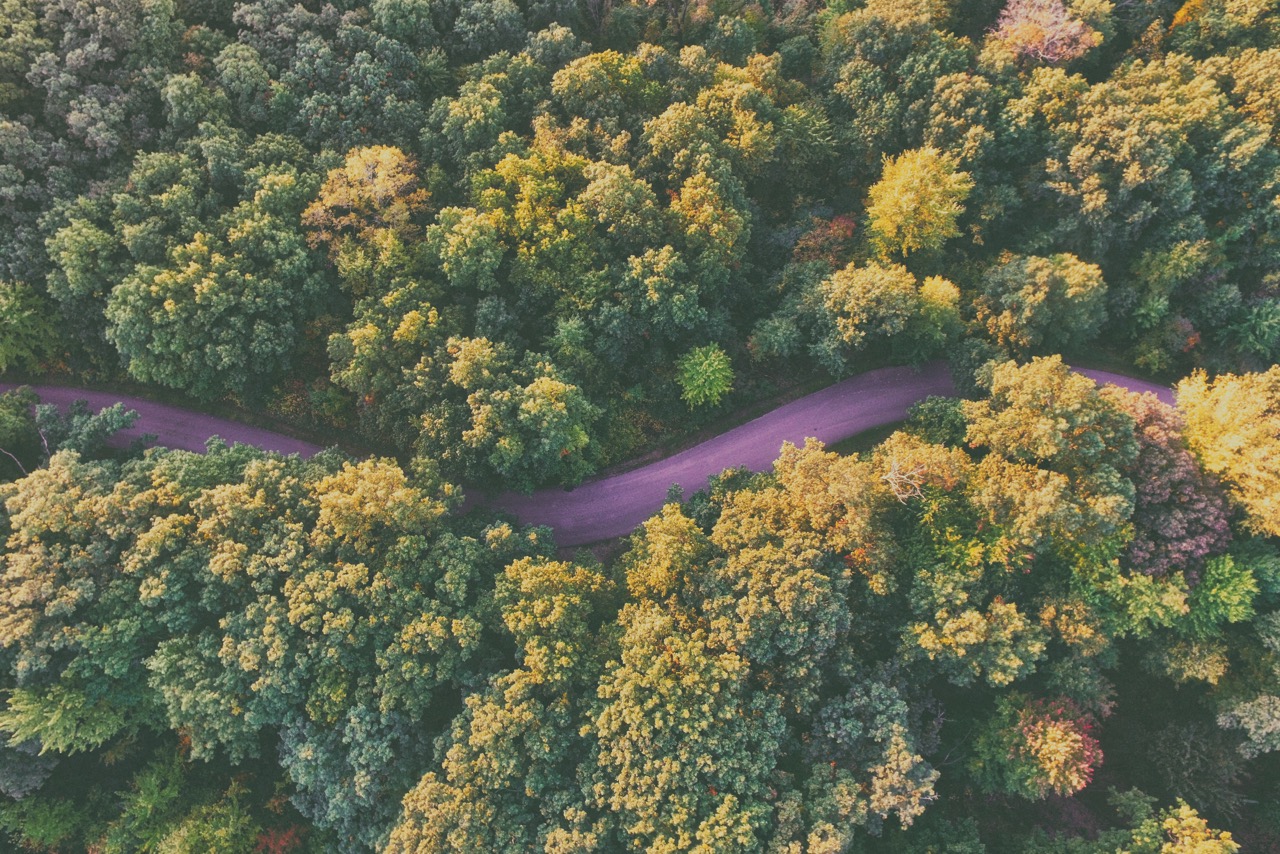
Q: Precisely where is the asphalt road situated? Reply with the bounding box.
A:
[2,364,1175,547]
[0,383,324,457]
[492,364,1175,546]
[489,362,958,545]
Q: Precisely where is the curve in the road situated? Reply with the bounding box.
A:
[3,364,1175,547]
[495,363,1175,547]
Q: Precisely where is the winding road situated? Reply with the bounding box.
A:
[1,364,1174,547]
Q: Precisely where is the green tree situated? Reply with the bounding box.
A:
[669,169,751,294]
[0,282,56,373]
[0,0,47,108]
[0,684,132,756]
[0,451,167,753]
[385,557,617,852]
[974,253,1108,357]
[551,49,656,125]
[0,388,40,480]
[808,260,962,371]
[676,344,734,408]
[707,495,854,710]
[0,118,54,286]
[593,603,785,853]
[1020,788,1239,852]
[32,400,141,463]
[963,358,1138,564]
[800,673,940,839]
[820,260,920,351]
[1217,615,1280,759]
[1009,54,1280,317]
[109,151,209,266]
[441,346,602,492]
[105,169,330,400]
[44,197,131,362]
[328,281,448,447]
[972,693,1103,800]
[26,0,180,160]
[232,2,433,151]
[822,1,973,176]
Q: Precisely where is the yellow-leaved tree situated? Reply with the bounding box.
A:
[1177,366,1280,537]
[865,146,973,258]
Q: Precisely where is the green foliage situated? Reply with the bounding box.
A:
[0,281,57,372]
[906,396,968,447]
[35,400,140,460]
[0,685,130,756]
[0,390,141,481]
[1216,610,1280,759]
[974,253,1108,357]
[963,356,1138,559]
[972,693,1102,800]
[1181,554,1258,639]
[822,2,973,177]
[0,388,39,480]
[151,787,261,854]
[1021,789,1239,852]
[676,344,734,408]
[0,795,95,852]
[385,556,616,851]
[5,2,1280,850]
[811,261,960,371]
[0,0,47,108]
[593,603,784,852]
[0,452,138,691]
[97,751,272,854]
[0,739,55,799]
[105,168,331,400]
[821,260,921,350]
[426,342,603,491]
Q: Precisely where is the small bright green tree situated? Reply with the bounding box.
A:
[677,344,734,408]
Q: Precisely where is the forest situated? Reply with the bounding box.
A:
[1,0,1280,850]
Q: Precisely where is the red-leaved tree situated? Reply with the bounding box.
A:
[1104,389,1232,578]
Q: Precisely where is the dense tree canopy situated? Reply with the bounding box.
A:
[2,0,1280,848]
[0,360,1275,848]
[1,0,1275,482]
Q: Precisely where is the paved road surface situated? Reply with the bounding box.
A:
[1075,368,1175,407]
[489,363,957,545]
[0,383,324,457]
[492,364,1175,546]
[2,365,1174,547]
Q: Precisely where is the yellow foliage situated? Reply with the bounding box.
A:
[1178,367,1280,537]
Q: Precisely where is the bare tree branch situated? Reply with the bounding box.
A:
[0,446,28,477]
